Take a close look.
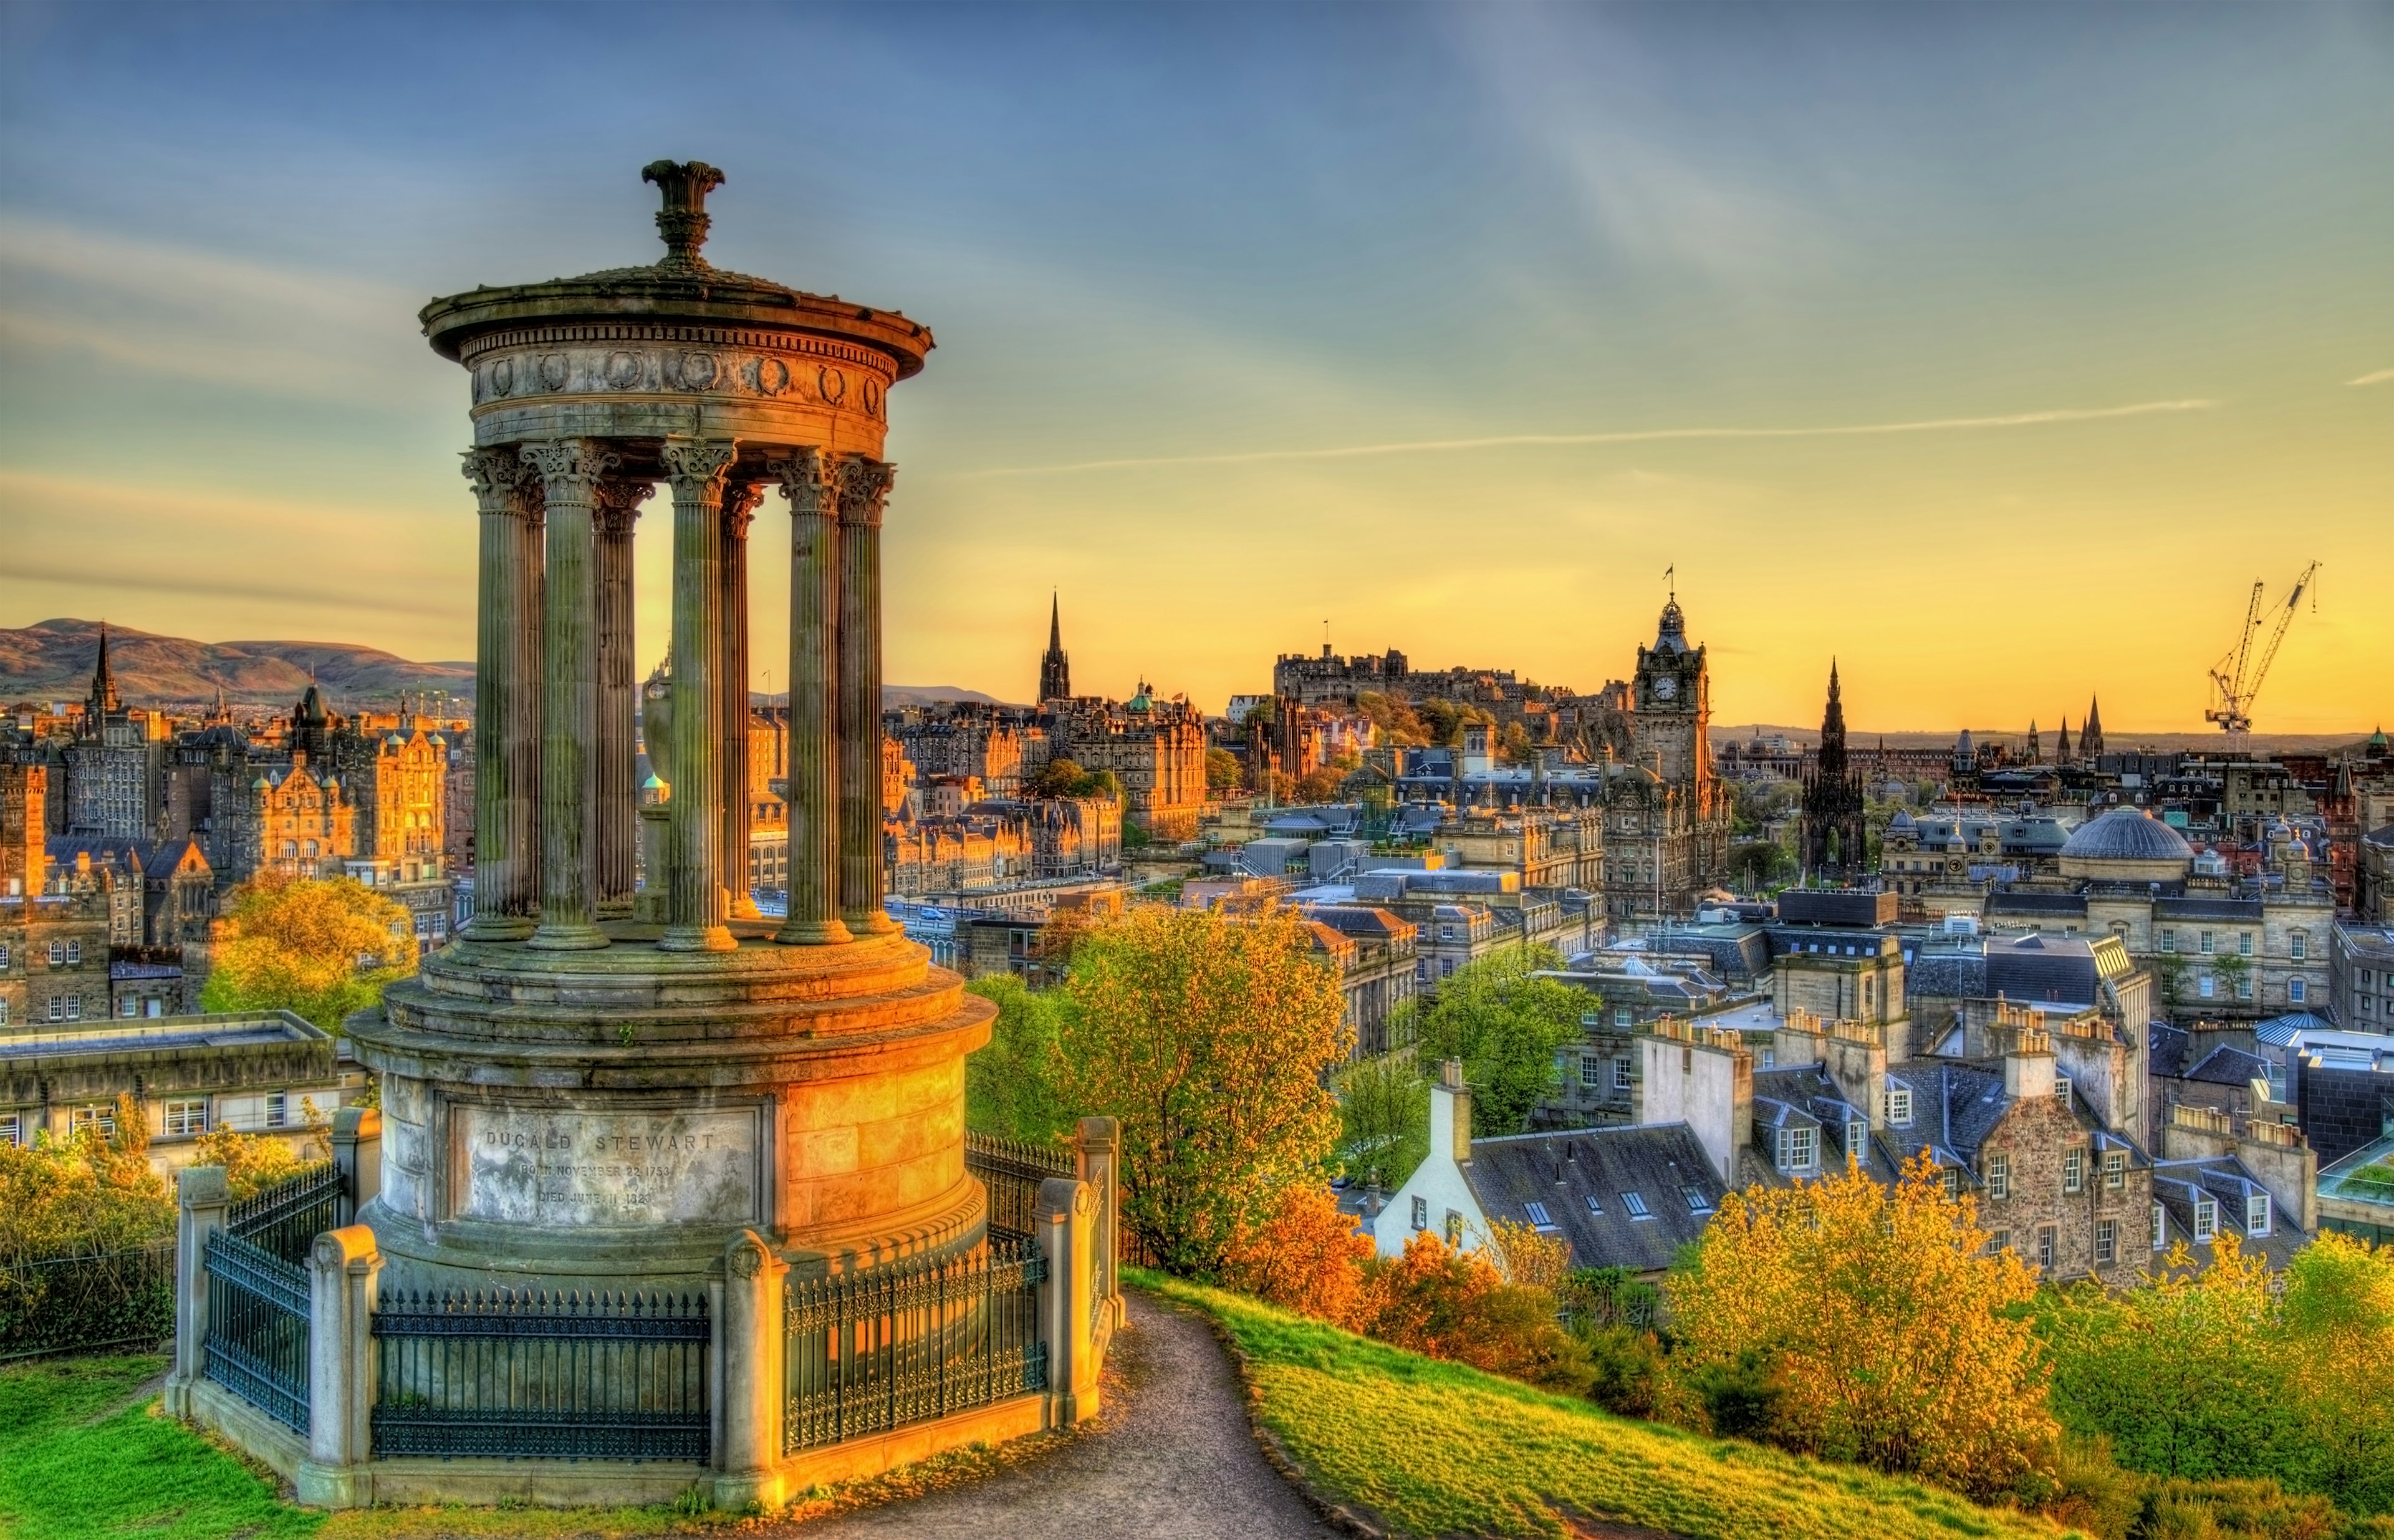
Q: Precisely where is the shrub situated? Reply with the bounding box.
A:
[1221,1183,1375,1329]
[1357,1231,1595,1396]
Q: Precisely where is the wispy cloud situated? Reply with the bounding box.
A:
[958,399,2219,478]
[2349,368,2394,387]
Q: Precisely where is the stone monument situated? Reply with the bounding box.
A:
[351,160,994,1291]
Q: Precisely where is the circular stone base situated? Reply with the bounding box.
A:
[347,922,996,1290]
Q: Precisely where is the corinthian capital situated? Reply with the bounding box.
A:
[521,438,622,498]
[592,477,656,537]
[661,437,738,499]
[463,448,542,521]
[835,455,895,528]
[766,448,834,518]
[721,480,764,539]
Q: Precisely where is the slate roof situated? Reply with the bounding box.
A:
[2185,1044,2271,1088]
[1884,1060,2014,1164]
[1463,1123,1726,1274]
[2150,1023,2191,1079]
[1906,950,1988,1000]
[2154,896,2265,923]
[1983,933,2104,1009]
[1986,891,2090,920]
[2151,1159,2307,1271]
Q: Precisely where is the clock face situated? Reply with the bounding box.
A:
[1651,675,1678,701]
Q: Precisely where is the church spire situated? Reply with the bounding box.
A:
[2057,717,2073,764]
[1039,591,1070,703]
[2082,695,2105,761]
[87,621,121,721]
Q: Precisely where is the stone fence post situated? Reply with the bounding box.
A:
[1074,1115,1122,1330]
[165,1165,229,1420]
[712,1230,789,1511]
[1035,1176,1099,1427]
[297,1224,382,1508]
[330,1105,382,1222]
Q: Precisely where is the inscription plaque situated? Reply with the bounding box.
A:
[452,1104,762,1226]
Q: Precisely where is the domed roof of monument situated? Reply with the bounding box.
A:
[1889,809,1916,831]
[1650,598,1691,656]
[420,161,933,378]
[2060,807,2193,863]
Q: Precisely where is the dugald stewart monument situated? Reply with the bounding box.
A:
[162,162,1118,1509]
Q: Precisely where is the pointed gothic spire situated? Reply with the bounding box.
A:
[87,621,121,719]
[1048,591,1062,653]
[1039,591,1071,702]
[2082,695,2105,761]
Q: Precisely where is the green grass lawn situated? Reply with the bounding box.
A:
[1134,1268,2080,1540]
[0,1355,320,1540]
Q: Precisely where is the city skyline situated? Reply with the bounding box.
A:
[1,4,2387,731]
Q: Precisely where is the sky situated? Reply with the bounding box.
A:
[1,1,2387,735]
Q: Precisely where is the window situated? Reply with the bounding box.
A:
[1444,1210,1464,1245]
[1411,1196,1428,1231]
[1887,1087,1913,1126]
[47,998,65,1022]
[2104,1150,2127,1190]
[1761,1049,1777,1070]
[2160,930,2176,953]
[2289,979,2307,1004]
[1525,1201,1554,1226]
[118,997,136,1018]
[1579,1052,1602,1090]
[1584,1193,1603,1215]
[1991,1229,2011,1253]
[64,940,80,965]
[2235,974,2253,1001]
[266,1092,289,1129]
[1988,1154,2011,1201]
[165,1099,207,1137]
[1781,1126,1817,1171]
[65,994,81,1020]
[2097,1219,2117,1266]
[2193,1196,2218,1242]
[1440,958,1456,978]
[2238,931,2253,957]
[2290,931,2307,961]
[1848,1119,1868,1157]
[2246,1193,2271,1236]
[2065,1148,2085,1194]
[0,943,9,969]
[2037,1226,2057,1271]
[47,941,63,966]
[2199,931,2215,955]
[0,999,7,1025]
[68,1104,115,1136]
[1683,1186,1712,1214]
[2199,974,2216,999]
[2153,1204,2168,1250]
[2055,1076,2072,1104]
[1622,1191,1651,1219]
[1613,1057,1634,1092]
[1613,1006,1632,1027]
[1941,1167,1961,1199]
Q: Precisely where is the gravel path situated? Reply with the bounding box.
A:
[783,1289,1337,1539]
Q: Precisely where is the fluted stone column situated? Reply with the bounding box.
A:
[594,478,652,918]
[835,455,898,935]
[719,482,762,921]
[461,450,542,940]
[521,438,618,950]
[769,451,847,945]
[660,437,739,953]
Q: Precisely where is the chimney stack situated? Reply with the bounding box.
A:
[1440,1057,1472,1163]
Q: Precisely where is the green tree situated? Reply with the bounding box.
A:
[962,975,1075,1145]
[198,875,416,1034]
[1205,747,1244,791]
[1337,1052,1430,1190]
[1056,904,1350,1274]
[1399,948,1584,1136]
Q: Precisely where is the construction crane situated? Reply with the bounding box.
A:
[2205,561,2320,742]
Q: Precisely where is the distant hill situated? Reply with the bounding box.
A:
[0,618,473,710]
[2,618,1014,715]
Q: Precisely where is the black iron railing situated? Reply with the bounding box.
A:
[227,1160,345,1264]
[203,1229,310,1432]
[372,1289,711,1463]
[0,1240,176,1361]
[784,1236,1047,1453]
[965,1132,1074,1241]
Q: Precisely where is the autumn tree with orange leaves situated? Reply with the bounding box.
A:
[1665,1152,2056,1501]
[1056,903,1350,1276]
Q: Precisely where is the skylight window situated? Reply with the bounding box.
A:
[1683,1186,1713,1214]
[1622,1191,1650,1219]
[1584,1194,1603,1215]
[1525,1201,1553,1226]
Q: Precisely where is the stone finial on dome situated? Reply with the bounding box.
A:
[642,160,726,269]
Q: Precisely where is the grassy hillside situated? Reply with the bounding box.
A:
[1136,1269,2077,1540]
